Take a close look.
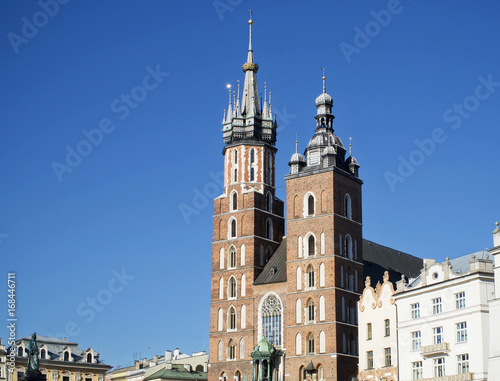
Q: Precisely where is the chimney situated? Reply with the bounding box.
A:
[135,360,140,370]
[153,355,159,363]
[173,348,180,360]
[165,350,172,361]
[165,363,172,370]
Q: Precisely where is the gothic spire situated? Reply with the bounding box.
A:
[241,12,260,116]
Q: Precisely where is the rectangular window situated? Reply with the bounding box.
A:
[456,292,466,309]
[434,357,445,377]
[367,323,372,340]
[411,331,421,351]
[457,322,467,343]
[384,319,390,336]
[367,351,373,369]
[412,361,423,380]
[432,297,442,314]
[411,303,420,319]
[63,377,70,381]
[433,326,443,344]
[384,347,391,367]
[457,354,469,374]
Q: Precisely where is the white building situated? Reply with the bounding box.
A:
[358,271,398,381]
[395,251,494,381]
[488,222,500,377]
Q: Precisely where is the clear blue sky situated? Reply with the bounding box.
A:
[1,0,499,368]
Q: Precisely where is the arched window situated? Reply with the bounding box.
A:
[218,341,223,361]
[41,349,46,359]
[319,295,325,321]
[307,333,315,354]
[219,277,224,299]
[345,234,353,259]
[296,266,302,290]
[260,293,283,346]
[320,232,325,254]
[18,347,23,356]
[231,192,238,211]
[266,218,273,240]
[295,333,302,355]
[64,351,69,362]
[86,353,92,363]
[219,247,225,269]
[341,297,346,321]
[229,218,237,238]
[250,149,255,163]
[241,305,246,328]
[296,299,302,324]
[250,167,255,181]
[308,299,315,322]
[266,192,273,212]
[307,195,314,216]
[344,194,352,219]
[228,340,236,360]
[319,331,326,353]
[340,264,344,288]
[239,340,245,359]
[218,308,223,331]
[317,364,324,380]
[319,263,325,287]
[307,265,315,288]
[228,307,236,330]
[298,236,303,258]
[228,277,237,299]
[234,149,238,164]
[233,168,238,183]
[308,235,315,256]
[228,246,236,269]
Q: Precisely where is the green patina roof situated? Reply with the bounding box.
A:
[144,365,207,381]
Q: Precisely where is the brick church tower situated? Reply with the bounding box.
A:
[284,76,362,381]
[209,16,362,381]
[208,16,285,381]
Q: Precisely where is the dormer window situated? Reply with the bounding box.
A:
[87,353,92,363]
[64,351,69,362]
[41,349,46,359]
[18,347,23,357]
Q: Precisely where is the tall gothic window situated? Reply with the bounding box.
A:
[228,307,236,330]
[261,294,283,346]
[308,299,315,322]
[307,265,315,288]
[266,192,273,212]
[228,340,236,360]
[344,193,352,219]
[250,149,255,163]
[250,167,255,181]
[266,219,273,240]
[307,195,314,216]
[307,334,315,354]
[229,247,236,269]
[228,277,236,299]
[232,192,238,211]
[308,235,315,256]
[230,219,237,238]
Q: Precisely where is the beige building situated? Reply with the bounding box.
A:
[358,272,398,381]
[8,335,111,381]
[1,338,6,381]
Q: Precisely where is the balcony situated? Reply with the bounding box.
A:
[420,342,450,356]
[421,373,473,381]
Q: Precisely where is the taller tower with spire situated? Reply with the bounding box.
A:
[209,15,285,381]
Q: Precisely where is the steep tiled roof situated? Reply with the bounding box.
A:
[254,237,287,285]
[362,240,422,284]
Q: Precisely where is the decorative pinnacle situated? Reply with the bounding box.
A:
[295,134,298,153]
[349,137,352,156]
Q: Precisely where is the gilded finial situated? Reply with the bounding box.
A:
[295,134,298,154]
[249,9,253,24]
[321,67,326,93]
[349,137,352,156]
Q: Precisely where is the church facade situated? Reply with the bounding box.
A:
[209,18,372,381]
